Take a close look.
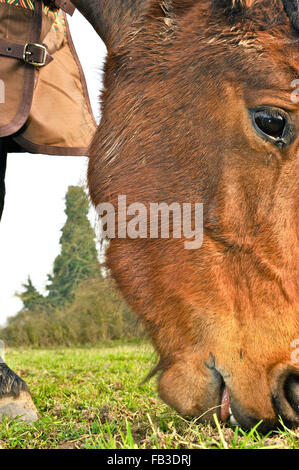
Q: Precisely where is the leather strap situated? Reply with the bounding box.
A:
[45,0,75,16]
[56,0,75,16]
[0,40,53,67]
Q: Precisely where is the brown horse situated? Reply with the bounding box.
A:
[70,0,299,431]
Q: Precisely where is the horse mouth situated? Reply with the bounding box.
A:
[220,384,239,426]
[205,357,239,425]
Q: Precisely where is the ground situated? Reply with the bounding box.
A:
[0,340,298,449]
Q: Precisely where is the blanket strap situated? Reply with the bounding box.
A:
[0,40,53,67]
[45,0,75,16]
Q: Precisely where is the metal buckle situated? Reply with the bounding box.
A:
[23,43,47,67]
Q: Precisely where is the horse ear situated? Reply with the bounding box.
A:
[71,1,104,39]
[71,0,149,49]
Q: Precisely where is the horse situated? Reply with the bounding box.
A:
[74,0,299,431]
[1,0,298,431]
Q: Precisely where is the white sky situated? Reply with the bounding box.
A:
[0,11,107,325]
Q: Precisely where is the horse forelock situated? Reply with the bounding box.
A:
[119,0,297,66]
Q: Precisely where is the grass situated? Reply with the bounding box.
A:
[0,339,298,449]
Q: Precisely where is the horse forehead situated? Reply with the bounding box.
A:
[165,35,298,88]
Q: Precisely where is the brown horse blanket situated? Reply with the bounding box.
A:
[0,0,96,155]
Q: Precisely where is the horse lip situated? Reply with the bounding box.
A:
[218,379,241,425]
[207,360,295,430]
[205,356,234,423]
[220,385,231,422]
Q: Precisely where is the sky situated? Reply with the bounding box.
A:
[0,11,107,325]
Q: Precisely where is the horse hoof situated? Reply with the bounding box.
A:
[0,391,39,423]
[0,362,38,423]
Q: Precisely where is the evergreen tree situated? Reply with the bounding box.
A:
[1,185,143,346]
[16,277,47,312]
[46,186,101,306]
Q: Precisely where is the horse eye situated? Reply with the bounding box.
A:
[250,107,294,147]
[254,111,285,138]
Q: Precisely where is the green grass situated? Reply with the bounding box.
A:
[0,340,298,449]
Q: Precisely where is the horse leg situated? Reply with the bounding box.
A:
[0,139,38,423]
[0,139,7,220]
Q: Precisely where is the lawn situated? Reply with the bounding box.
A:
[0,340,298,449]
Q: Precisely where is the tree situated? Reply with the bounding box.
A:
[46,186,101,306]
[0,185,144,346]
[16,277,47,312]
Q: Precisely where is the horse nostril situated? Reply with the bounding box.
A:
[284,374,299,415]
[270,365,299,426]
